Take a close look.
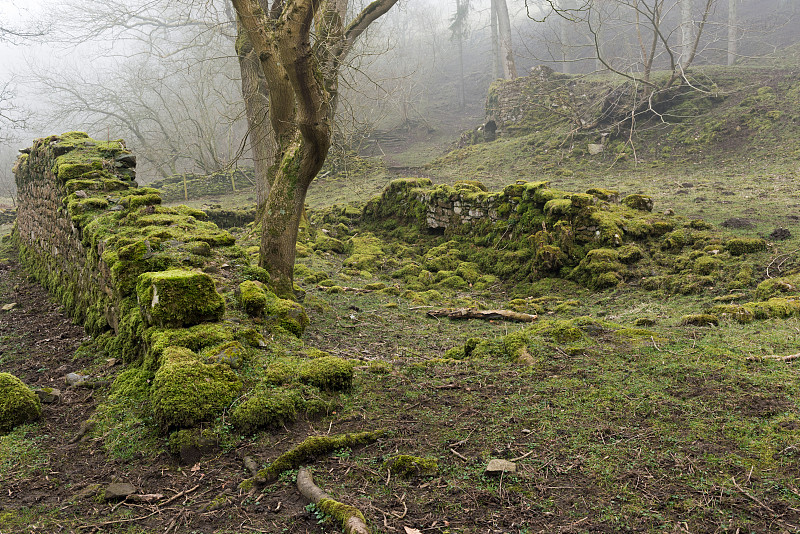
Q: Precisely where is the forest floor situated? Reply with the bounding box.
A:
[4,59,800,533]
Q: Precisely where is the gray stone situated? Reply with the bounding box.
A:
[103,482,137,501]
[485,459,517,475]
[65,372,90,387]
[588,143,605,155]
[34,387,61,404]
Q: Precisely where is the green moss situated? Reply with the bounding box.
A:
[252,431,385,483]
[383,455,439,477]
[203,341,248,369]
[621,194,653,211]
[238,280,268,317]
[151,353,241,429]
[230,386,302,434]
[298,356,354,392]
[144,323,236,371]
[137,269,225,328]
[681,314,719,326]
[0,373,42,432]
[693,255,723,275]
[726,237,766,256]
[314,234,345,253]
[755,276,800,300]
[570,248,623,289]
[263,289,309,337]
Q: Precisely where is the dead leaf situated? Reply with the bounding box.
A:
[190,463,201,472]
[403,528,423,534]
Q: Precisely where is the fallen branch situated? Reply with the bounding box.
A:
[297,467,370,534]
[746,353,800,362]
[240,430,386,488]
[159,484,200,507]
[426,308,537,323]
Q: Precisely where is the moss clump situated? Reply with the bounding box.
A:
[693,255,723,275]
[230,386,302,434]
[681,314,719,326]
[260,289,309,337]
[726,238,766,256]
[238,280,268,317]
[298,357,354,392]
[151,349,241,429]
[755,276,800,300]
[314,234,345,253]
[383,455,439,478]
[622,194,654,212]
[570,248,623,289]
[204,340,248,369]
[137,270,225,328]
[252,431,385,484]
[0,373,42,432]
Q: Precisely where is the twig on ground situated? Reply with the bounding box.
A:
[159,484,200,507]
[449,448,469,462]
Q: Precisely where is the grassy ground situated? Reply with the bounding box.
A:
[3,59,800,532]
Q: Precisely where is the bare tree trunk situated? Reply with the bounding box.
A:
[559,0,570,73]
[495,0,517,79]
[727,0,737,66]
[490,0,501,79]
[456,0,466,109]
[680,0,693,67]
[235,27,275,208]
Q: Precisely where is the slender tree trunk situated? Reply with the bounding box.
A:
[680,0,693,67]
[559,0,570,73]
[495,0,517,79]
[456,0,466,109]
[727,0,737,66]
[236,27,275,208]
[490,0,501,79]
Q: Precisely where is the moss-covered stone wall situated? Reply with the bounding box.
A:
[12,132,355,447]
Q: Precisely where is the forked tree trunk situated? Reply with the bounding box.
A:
[490,0,501,78]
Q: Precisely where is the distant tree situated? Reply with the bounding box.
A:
[230,0,400,295]
[450,0,471,109]
[494,0,518,79]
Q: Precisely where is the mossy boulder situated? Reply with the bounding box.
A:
[230,386,302,434]
[681,314,719,326]
[151,348,241,429]
[137,270,225,328]
[314,234,346,254]
[726,238,766,256]
[0,373,42,432]
[238,280,269,317]
[570,248,623,289]
[622,194,654,212]
[298,356,354,391]
[264,290,309,337]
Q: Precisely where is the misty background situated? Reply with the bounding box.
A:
[0,0,798,202]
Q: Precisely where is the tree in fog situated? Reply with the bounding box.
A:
[33,0,243,181]
[231,0,400,295]
[493,0,518,79]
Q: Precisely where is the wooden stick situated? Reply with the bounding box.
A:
[159,484,200,507]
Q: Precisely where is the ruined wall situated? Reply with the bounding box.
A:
[12,133,354,446]
[13,132,139,334]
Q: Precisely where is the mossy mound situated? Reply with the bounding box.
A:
[0,373,42,432]
[383,455,439,478]
[151,348,242,429]
[445,317,657,364]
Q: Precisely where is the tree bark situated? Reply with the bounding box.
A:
[231,0,399,296]
[490,0,501,79]
[494,0,517,79]
[680,0,693,67]
[727,0,737,66]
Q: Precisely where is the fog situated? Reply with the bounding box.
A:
[0,0,798,199]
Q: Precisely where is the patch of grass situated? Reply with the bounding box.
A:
[0,423,49,480]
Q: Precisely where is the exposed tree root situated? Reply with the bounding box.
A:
[240,430,386,489]
[297,467,370,534]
